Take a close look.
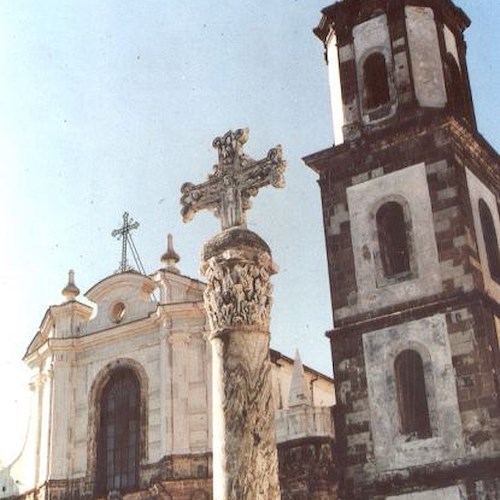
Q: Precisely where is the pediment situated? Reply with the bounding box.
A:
[24,299,93,359]
[84,271,157,333]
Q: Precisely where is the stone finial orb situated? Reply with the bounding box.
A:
[61,269,80,301]
[161,233,180,274]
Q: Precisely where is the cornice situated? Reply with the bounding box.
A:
[448,120,500,192]
[327,289,500,339]
[23,299,208,365]
[24,340,51,367]
[50,300,93,321]
[77,315,159,348]
[151,268,206,290]
[314,0,470,44]
[154,301,206,317]
[304,117,499,191]
[25,315,159,362]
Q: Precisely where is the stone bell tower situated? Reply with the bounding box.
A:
[304,0,500,498]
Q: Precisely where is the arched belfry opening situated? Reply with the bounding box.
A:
[96,368,141,495]
[363,52,390,110]
[376,201,411,278]
[444,53,468,120]
[394,350,432,439]
[479,199,500,283]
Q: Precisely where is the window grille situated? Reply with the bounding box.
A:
[96,369,140,494]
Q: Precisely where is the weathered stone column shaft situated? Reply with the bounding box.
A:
[202,228,281,500]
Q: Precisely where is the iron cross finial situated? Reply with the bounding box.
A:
[180,128,286,231]
[111,212,140,273]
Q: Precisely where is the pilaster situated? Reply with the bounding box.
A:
[168,331,192,454]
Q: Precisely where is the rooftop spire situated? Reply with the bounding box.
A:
[287,350,312,408]
[161,233,180,274]
[61,269,80,301]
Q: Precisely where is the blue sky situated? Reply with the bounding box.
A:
[0,0,499,463]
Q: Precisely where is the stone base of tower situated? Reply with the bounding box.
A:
[329,293,500,500]
[332,294,500,500]
[278,437,337,500]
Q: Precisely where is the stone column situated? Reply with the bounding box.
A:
[201,227,281,500]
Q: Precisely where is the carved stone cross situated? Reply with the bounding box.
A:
[180,128,286,231]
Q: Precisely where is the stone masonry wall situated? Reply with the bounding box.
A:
[449,304,500,458]
[318,121,490,327]
[314,120,500,499]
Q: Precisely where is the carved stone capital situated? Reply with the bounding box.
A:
[201,229,277,336]
[29,370,52,391]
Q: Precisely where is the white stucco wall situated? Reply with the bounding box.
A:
[406,6,447,108]
[363,314,464,471]
[345,163,442,317]
[444,24,460,68]
[326,32,345,146]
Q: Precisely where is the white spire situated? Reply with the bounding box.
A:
[287,350,311,408]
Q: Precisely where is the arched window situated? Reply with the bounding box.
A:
[96,369,140,495]
[376,201,411,277]
[394,350,431,439]
[363,52,390,109]
[479,199,500,282]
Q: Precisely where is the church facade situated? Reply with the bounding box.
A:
[2,0,500,499]
[0,241,335,499]
[305,0,500,498]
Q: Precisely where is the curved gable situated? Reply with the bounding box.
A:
[84,271,157,334]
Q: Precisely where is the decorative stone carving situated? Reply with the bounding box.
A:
[212,331,280,499]
[202,250,275,334]
[181,130,285,499]
[200,228,281,499]
[180,128,286,231]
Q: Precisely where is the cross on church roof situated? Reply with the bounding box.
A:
[180,128,286,231]
[111,212,140,273]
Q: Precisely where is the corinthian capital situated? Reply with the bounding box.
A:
[202,243,276,335]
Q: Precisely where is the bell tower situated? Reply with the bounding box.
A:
[305,0,500,498]
[318,0,476,146]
